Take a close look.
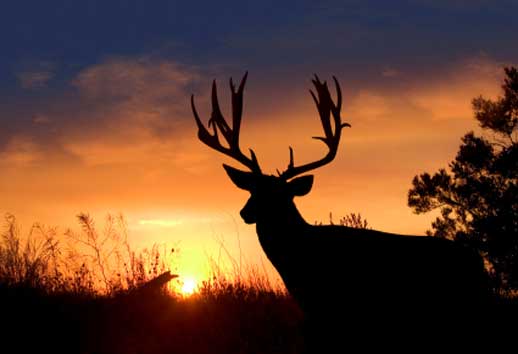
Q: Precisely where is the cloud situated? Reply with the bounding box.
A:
[346,55,506,125]
[17,70,54,89]
[381,68,400,78]
[348,90,391,122]
[32,115,51,124]
[2,56,202,169]
[60,57,206,170]
[0,136,42,166]
[2,53,508,175]
[407,56,505,121]
[73,56,197,102]
[71,56,201,138]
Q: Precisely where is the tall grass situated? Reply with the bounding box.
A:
[0,211,369,295]
[0,214,63,290]
[0,213,303,354]
[2,212,516,353]
[0,213,178,295]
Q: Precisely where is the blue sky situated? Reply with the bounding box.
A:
[1,1,517,88]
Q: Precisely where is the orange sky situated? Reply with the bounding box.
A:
[0,55,507,284]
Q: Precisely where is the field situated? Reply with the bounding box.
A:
[1,213,517,353]
[0,214,303,354]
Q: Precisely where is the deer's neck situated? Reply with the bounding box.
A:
[254,202,309,283]
[255,202,308,240]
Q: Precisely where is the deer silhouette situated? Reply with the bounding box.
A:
[191,73,490,350]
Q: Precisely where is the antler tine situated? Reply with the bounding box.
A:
[209,80,232,141]
[230,71,248,147]
[332,76,342,113]
[191,72,261,173]
[281,75,350,180]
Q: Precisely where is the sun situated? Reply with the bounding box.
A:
[180,276,198,296]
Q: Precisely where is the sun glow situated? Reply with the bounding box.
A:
[180,276,198,296]
[138,219,182,227]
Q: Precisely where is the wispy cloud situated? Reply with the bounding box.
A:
[73,56,198,101]
[139,219,183,227]
[0,136,41,166]
[71,56,202,140]
[32,115,51,124]
[407,56,504,120]
[2,56,203,168]
[381,68,400,78]
[17,70,54,89]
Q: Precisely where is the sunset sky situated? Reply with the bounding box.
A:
[1,1,517,284]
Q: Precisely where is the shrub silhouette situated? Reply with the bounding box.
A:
[409,67,518,293]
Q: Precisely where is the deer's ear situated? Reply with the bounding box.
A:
[288,175,313,196]
[223,164,255,191]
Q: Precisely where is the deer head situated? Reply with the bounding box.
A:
[191,73,350,226]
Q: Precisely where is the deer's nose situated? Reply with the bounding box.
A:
[240,206,256,224]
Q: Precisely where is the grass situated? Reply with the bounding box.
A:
[2,212,518,353]
[0,213,303,354]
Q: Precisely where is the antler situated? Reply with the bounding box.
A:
[191,72,261,173]
[280,75,350,180]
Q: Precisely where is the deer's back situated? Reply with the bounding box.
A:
[260,224,489,314]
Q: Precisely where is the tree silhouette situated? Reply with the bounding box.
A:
[408,67,518,291]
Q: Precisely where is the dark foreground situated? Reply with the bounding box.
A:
[1,274,302,354]
[1,275,517,354]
